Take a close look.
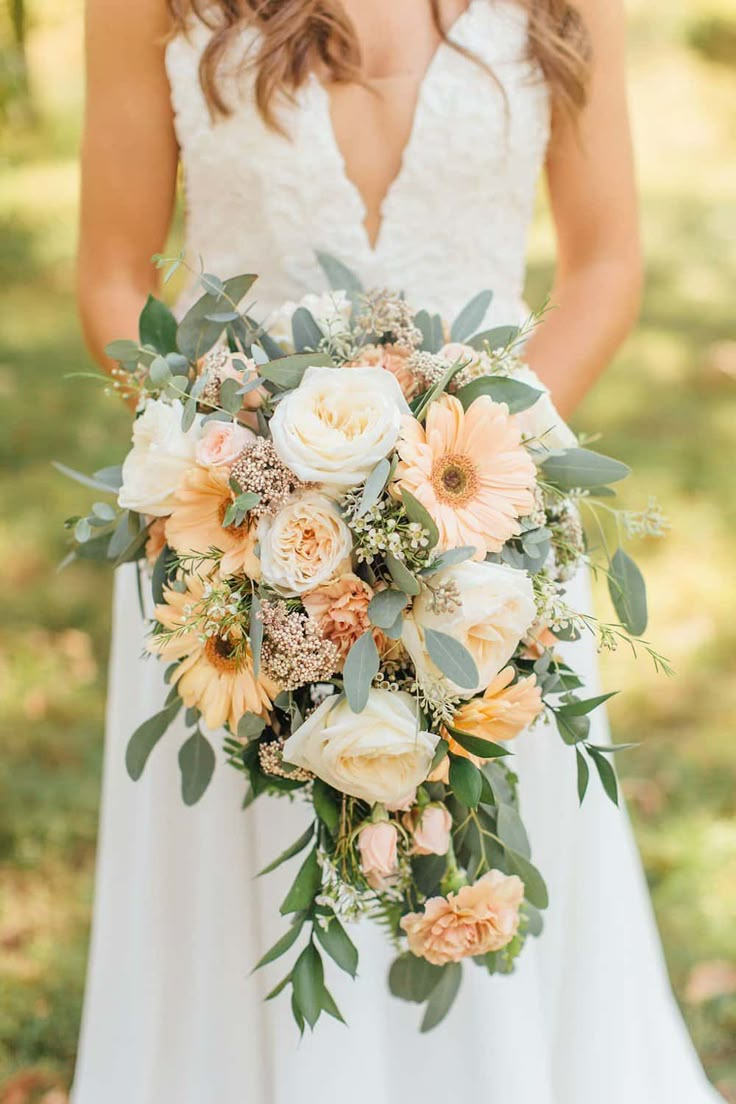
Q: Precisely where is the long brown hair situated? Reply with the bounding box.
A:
[167,0,591,127]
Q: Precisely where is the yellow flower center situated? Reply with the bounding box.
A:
[205,635,244,673]
[431,453,479,506]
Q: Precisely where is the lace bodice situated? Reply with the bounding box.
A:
[165,0,550,326]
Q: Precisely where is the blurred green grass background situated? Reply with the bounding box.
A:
[1,0,735,1099]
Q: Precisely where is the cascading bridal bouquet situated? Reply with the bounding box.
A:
[59,252,669,1033]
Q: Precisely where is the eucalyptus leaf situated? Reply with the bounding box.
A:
[420,962,462,1032]
[367,588,408,629]
[258,351,333,390]
[343,631,380,713]
[421,545,477,574]
[388,954,443,1003]
[540,448,630,491]
[608,547,648,636]
[125,700,181,781]
[467,325,520,351]
[93,464,124,491]
[496,803,531,858]
[505,849,548,909]
[250,593,263,677]
[238,712,267,741]
[140,295,178,354]
[450,289,493,342]
[219,376,243,413]
[178,729,216,806]
[357,458,391,517]
[291,307,323,351]
[456,375,542,414]
[316,251,364,295]
[400,488,439,548]
[181,396,198,431]
[53,461,120,495]
[176,273,256,360]
[413,310,436,352]
[425,628,479,689]
[384,553,421,595]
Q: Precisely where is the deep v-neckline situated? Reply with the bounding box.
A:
[309,0,481,256]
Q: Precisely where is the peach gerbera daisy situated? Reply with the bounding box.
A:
[148,576,276,730]
[453,666,543,743]
[395,393,537,558]
[165,465,260,578]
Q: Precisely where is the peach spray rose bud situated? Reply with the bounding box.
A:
[195,420,256,468]
[409,804,452,856]
[357,821,400,890]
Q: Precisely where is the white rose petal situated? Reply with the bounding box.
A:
[257,490,353,596]
[270,366,410,486]
[511,364,577,451]
[403,560,536,698]
[118,399,202,517]
[283,689,438,806]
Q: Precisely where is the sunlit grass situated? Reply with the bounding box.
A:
[0,0,735,1097]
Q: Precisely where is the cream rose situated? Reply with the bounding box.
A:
[195,420,255,468]
[402,560,536,698]
[269,366,410,486]
[267,290,351,347]
[282,689,439,806]
[509,364,577,451]
[257,490,353,596]
[118,399,201,517]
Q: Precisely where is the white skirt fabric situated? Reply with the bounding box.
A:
[72,565,721,1104]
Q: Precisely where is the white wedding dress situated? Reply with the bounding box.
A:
[72,3,721,1101]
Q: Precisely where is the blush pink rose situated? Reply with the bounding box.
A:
[195,420,256,468]
[346,344,419,400]
[408,804,452,856]
[357,821,400,889]
[400,869,524,965]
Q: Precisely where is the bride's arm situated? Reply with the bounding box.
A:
[525,0,642,419]
[77,0,179,370]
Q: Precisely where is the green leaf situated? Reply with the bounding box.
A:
[505,850,548,909]
[421,546,477,574]
[259,823,315,877]
[367,588,409,629]
[113,515,153,567]
[151,544,176,605]
[178,729,216,806]
[425,628,479,689]
[608,547,648,636]
[93,464,124,491]
[557,691,617,717]
[316,251,363,295]
[125,701,181,780]
[400,488,439,548]
[181,396,198,431]
[258,351,333,390]
[253,918,305,971]
[74,517,92,543]
[555,710,590,745]
[91,501,116,521]
[219,376,243,413]
[588,747,619,806]
[414,310,436,352]
[105,338,140,364]
[420,961,462,1032]
[250,593,263,677]
[575,748,590,804]
[312,779,340,833]
[238,712,267,741]
[496,803,531,858]
[540,447,630,491]
[52,461,120,494]
[429,737,449,774]
[176,273,257,360]
[357,458,391,517]
[280,848,321,914]
[343,631,380,713]
[292,943,324,1029]
[449,756,483,808]
[139,295,178,353]
[291,307,323,351]
[450,290,493,342]
[320,986,346,1024]
[388,953,444,1003]
[384,552,421,595]
[265,972,292,1001]
[456,375,542,414]
[314,916,358,977]
[446,725,510,760]
[467,324,520,351]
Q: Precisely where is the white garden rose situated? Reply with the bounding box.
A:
[270,366,410,486]
[510,364,577,451]
[257,490,353,596]
[402,560,536,698]
[282,689,439,806]
[118,399,201,517]
[267,290,352,347]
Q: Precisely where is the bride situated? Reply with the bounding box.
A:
[73,1,721,1101]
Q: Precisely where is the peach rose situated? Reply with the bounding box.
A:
[195,420,255,468]
[401,869,524,965]
[438,341,484,373]
[453,667,543,743]
[521,622,558,661]
[347,344,419,400]
[406,804,452,856]
[357,821,400,890]
[302,573,377,663]
[145,517,167,564]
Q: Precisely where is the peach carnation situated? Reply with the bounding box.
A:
[400,869,524,965]
[394,393,537,559]
[165,465,260,578]
[453,667,543,743]
[347,344,419,400]
[302,573,378,663]
[145,517,167,565]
